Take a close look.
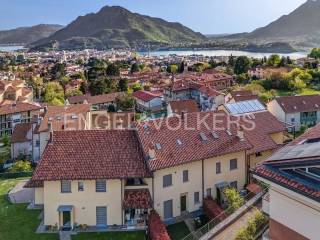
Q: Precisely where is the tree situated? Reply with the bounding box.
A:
[309,48,320,59]
[66,89,83,98]
[107,104,116,112]
[1,134,10,147]
[43,82,65,106]
[106,63,120,76]
[224,188,244,213]
[8,160,32,173]
[118,78,128,92]
[116,94,135,111]
[130,63,140,73]
[89,79,108,96]
[279,56,287,67]
[236,73,249,84]
[267,54,281,67]
[167,64,179,74]
[50,62,66,80]
[228,54,235,67]
[178,61,185,73]
[234,56,251,75]
[132,83,142,92]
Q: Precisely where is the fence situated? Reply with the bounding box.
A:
[182,186,268,240]
[0,171,33,179]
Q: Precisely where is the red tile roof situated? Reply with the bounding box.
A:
[255,165,320,201]
[132,90,162,102]
[289,122,320,146]
[148,210,171,240]
[203,197,227,221]
[11,123,32,143]
[30,130,151,181]
[0,102,41,116]
[136,112,252,171]
[35,104,90,133]
[169,100,199,115]
[246,183,262,194]
[67,92,123,105]
[123,189,152,209]
[275,95,320,113]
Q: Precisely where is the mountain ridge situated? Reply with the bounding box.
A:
[32,6,207,50]
[0,24,63,45]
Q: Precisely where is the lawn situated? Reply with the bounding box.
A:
[0,178,59,240]
[275,87,320,96]
[72,231,146,240]
[167,222,190,240]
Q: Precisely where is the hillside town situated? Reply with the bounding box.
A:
[0,46,320,240]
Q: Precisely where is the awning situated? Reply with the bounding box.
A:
[123,189,152,209]
[57,205,74,212]
[246,183,262,194]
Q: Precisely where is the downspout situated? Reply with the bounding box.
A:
[202,159,204,201]
[121,179,124,226]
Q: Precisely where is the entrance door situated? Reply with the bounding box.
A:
[180,195,187,213]
[164,200,173,219]
[96,207,107,227]
[62,211,71,231]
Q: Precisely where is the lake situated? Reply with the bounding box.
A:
[139,49,307,59]
[0,45,25,52]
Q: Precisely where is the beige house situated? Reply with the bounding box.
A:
[26,111,285,231]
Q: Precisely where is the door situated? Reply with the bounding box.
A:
[164,200,173,219]
[180,195,187,213]
[96,207,107,227]
[62,211,71,231]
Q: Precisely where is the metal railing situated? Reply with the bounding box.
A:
[182,186,268,240]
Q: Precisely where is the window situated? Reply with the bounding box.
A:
[230,159,238,170]
[216,162,221,174]
[206,188,211,197]
[194,192,200,204]
[255,152,262,157]
[96,179,106,192]
[230,181,238,189]
[163,174,172,188]
[291,118,295,123]
[61,180,71,193]
[164,200,173,219]
[35,140,40,147]
[78,181,84,191]
[183,170,189,182]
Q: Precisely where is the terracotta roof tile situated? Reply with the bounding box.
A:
[169,100,199,115]
[132,90,162,102]
[31,130,151,181]
[275,95,320,113]
[11,123,32,143]
[123,189,152,209]
[0,102,41,115]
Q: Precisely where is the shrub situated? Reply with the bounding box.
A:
[224,188,244,213]
[8,160,32,173]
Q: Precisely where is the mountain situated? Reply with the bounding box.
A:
[209,0,320,51]
[32,6,207,50]
[0,24,63,45]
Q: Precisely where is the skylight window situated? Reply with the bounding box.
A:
[177,139,183,146]
[212,131,219,139]
[71,115,78,119]
[200,132,208,141]
[226,130,232,136]
[155,143,162,150]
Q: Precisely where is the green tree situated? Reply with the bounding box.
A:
[1,134,10,147]
[167,64,179,74]
[309,48,320,59]
[106,63,120,76]
[118,78,129,92]
[116,94,135,111]
[224,188,244,213]
[132,83,142,92]
[234,56,251,75]
[89,79,108,96]
[267,54,281,67]
[130,63,140,73]
[43,82,65,106]
[66,89,83,98]
[8,160,32,173]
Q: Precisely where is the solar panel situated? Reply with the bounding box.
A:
[225,100,266,115]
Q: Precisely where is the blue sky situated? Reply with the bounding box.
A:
[0,0,306,34]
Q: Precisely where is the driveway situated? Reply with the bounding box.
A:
[8,179,34,203]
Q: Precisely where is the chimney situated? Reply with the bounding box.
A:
[148,143,156,160]
[181,110,187,121]
[237,126,245,141]
[48,122,53,132]
[44,106,48,113]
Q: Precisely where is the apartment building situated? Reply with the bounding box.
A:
[267,95,320,131]
[26,111,285,231]
[253,123,320,240]
[132,90,164,113]
[0,102,41,136]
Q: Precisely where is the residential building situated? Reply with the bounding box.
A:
[66,92,124,111]
[132,90,164,113]
[32,104,90,162]
[167,100,199,117]
[26,111,284,230]
[253,123,320,240]
[0,102,41,136]
[248,67,291,79]
[267,95,320,131]
[11,123,34,160]
[225,90,258,103]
